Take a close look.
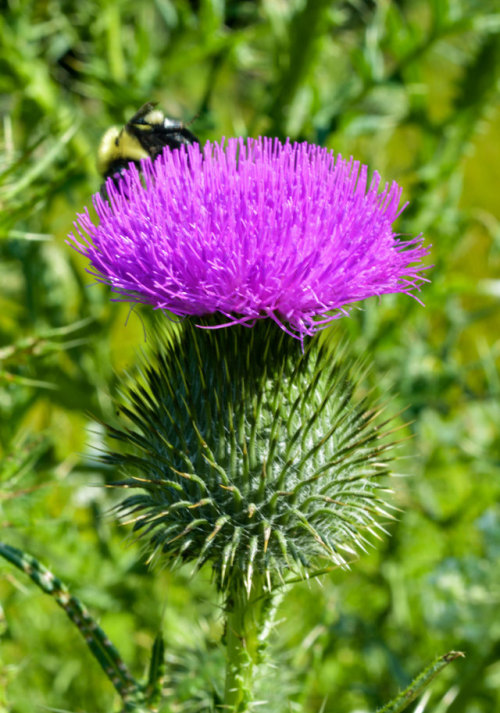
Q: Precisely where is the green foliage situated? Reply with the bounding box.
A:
[0,0,499,711]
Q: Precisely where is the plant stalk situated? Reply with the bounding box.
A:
[223,575,275,712]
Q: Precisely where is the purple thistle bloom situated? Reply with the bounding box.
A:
[69,137,430,339]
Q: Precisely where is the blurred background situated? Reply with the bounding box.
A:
[0,1,499,711]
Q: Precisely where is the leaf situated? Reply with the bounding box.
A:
[0,542,143,705]
[376,651,465,713]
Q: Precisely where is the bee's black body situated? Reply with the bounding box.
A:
[98,102,199,194]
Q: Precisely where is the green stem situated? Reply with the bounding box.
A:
[223,576,275,712]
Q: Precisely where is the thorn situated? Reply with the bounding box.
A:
[263,525,271,554]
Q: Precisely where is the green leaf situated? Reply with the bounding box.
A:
[376,651,465,713]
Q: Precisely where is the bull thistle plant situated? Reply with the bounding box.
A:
[4,136,464,713]
[69,137,432,711]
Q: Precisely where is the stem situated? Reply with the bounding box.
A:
[223,575,275,712]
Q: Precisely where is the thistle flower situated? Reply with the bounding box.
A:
[69,137,430,339]
[69,135,431,712]
[69,136,431,592]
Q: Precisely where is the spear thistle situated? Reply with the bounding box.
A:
[69,137,430,711]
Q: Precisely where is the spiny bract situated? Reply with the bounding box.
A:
[106,321,396,592]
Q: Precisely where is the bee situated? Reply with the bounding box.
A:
[97,102,199,194]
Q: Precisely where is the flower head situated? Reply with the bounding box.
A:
[70,137,430,339]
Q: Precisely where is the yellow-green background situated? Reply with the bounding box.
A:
[0,1,499,711]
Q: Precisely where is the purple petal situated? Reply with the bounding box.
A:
[68,137,431,339]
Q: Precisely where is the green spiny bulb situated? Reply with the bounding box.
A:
[106,320,396,593]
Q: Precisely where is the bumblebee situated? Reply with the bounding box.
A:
[97,102,199,192]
